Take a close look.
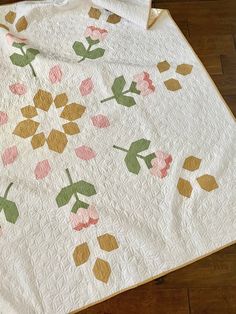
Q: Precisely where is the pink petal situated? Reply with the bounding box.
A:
[6,33,27,46]
[2,146,18,166]
[88,205,99,220]
[77,208,90,225]
[49,65,62,84]
[34,160,51,180]
[79,78,94,96]
[75,145,96,160]
[91,114,110,128]
[9,83,27,96]
[70,213,81,229]
[165,154,173,165]
[0,112,8,125]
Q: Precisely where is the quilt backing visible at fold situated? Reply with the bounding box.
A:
[0,0,235,313]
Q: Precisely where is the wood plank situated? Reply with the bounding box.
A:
[80,287,190,314]
[212,74,236,95]
[188,35,235,55]
[221,54,236,74]
[189,287,236,314]
[199,55,223,75]
[154,245,236,288]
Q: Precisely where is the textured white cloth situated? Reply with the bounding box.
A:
[0,0,236,313]
[92,0,152,28]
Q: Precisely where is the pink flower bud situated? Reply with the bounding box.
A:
[79,77,94,96]
[9,83,27,96]
[49,65,62,84]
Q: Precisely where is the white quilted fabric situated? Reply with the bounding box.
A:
[0,1,235,313]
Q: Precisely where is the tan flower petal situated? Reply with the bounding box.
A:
[197,175,218,192]
[176,64,193,76]
[93,258,111,283]
[177,178,192,198]
[73,242,90,266]
[54,93,68,108]
[34,89,53,112]
[21,105,38,118]
[88,7,101,19]
[60,103,86,121]
[97,233,119,252]
[47,129,68,153]
[31,133,46,149]
[5,11,16,24]
[107,14,121,24]
[164,79,182,91]
[13,119,39,138]
[63,122,80,135]
[157,61,170,73]
[183,156,201,171]
[15,16,28,32]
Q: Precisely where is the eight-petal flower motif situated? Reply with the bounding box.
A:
[13,89,86,153]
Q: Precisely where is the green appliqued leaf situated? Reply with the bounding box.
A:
[129,81,140,95]
[10,48,39,68]
[12,42,26,49]
[71,200,89,213]
[10,53,29,67]
[56,185,75,207]
[0,197,19,224]
[86,48,105,59]
[86,37,100,46]
[124,152,140,174]
[26,48,39,58]
[112,76,126,95]
[74,181,96,196]
[73,41,87,57]
[129,139,151,154]
[56,181,96,207]
[144,153,156,169]
[116,94,136,107]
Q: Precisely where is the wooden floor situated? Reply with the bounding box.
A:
[1,0,236,313]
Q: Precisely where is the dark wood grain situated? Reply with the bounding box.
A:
[0,1,236,313]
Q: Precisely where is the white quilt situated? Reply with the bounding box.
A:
[0,0,235,313]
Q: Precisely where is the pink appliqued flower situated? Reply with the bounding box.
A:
[150,151,172,178]
[9,83,27,96]
[84,26,108,41]
[34,160,51,180]
[49,65,62,84]
[75,145,96,160]
[133,72,155,96]
[91,114,110,128]
[2,146,18,166]
[79,78,94,96]
[70,205,99,231]
[6,33,27,46]
[0,112,8,125]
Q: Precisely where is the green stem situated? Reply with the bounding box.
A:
[4,183,13,199]
[101,89,131,103]
[20,47,37,77]
[78,44,92,63]
[65,168,79,201]
[113,145,145,159]
[113,145,129,153]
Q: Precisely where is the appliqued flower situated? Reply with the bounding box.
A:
[133,72,155,96]
[6,33,27,45]
[91,114,110,128]
[75,145,96,160]
[84,26,108,41]
[2,146,18,166]
[70,205,99,231]
[150,151,172,178]
[13,89,86,154]
[73,26,108,63]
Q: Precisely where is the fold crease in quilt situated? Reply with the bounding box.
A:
[0,0,235,313]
